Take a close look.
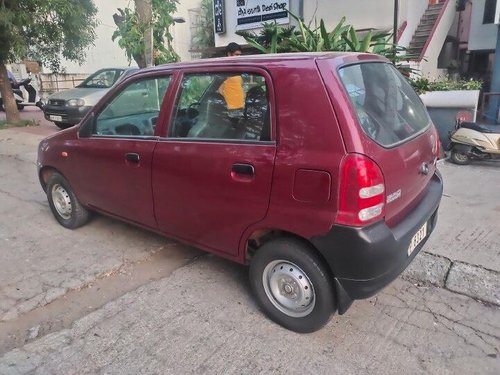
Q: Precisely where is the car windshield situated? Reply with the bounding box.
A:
[339,62,430,147]
[77,69,125,89]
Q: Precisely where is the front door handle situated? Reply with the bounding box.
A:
[125,152,140,162]
[232,163,254,175]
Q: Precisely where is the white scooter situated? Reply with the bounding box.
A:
[0,76,44,111]
[449,119,500,165]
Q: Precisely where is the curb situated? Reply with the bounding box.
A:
[402,251,500,306]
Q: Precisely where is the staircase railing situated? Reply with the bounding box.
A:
[418,0,451,61]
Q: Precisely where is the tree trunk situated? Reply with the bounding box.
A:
[0,63,20,124]
[135,0,153,67]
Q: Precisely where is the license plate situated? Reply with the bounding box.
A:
[49,115,62,122]
[408,222,428,256]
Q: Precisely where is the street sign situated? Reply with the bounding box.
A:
[236,0,289,31]
[214,0,226,34]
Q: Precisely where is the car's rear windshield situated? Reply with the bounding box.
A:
[78,69,125,89]
[339,62,430,147]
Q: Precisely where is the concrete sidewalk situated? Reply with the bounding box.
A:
[1,256,498,374]
[403,160,500,306]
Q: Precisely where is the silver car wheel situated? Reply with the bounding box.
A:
[262,260,315,318]
[51,184,72,220]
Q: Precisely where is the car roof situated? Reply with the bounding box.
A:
[137,52,388,74]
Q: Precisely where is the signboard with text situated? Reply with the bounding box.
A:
[236,0,289,31]
[214,0,226,34]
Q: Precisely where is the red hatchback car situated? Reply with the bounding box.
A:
[37,53,443,332]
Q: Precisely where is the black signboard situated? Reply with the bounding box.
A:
[214,0,226,34]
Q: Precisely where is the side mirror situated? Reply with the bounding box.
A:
[78,112,95,138]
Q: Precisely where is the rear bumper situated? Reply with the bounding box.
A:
[311,170,443,311]
[43,105,92,124]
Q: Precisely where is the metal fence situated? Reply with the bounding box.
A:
[39,73,88,95]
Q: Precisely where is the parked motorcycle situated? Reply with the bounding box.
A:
[0,77,44,111]
[449,120,500,165]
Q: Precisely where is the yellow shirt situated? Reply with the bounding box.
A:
[219,76,245,110]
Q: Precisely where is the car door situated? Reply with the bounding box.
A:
[73,75,172,228]
[152,68,276,257]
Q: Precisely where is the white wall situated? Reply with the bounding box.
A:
[214,0,435,48]
[55,0,135,74]
[171,0,202,61]
[303,0,395,31]
[468,0,498,50]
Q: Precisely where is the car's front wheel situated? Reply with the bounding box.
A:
[249,237,335,333]
[46,172,89,229]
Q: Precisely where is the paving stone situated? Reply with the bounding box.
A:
[446,262,500,306]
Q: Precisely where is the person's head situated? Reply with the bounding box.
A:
[225,42,242,57]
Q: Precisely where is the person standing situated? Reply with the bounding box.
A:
[219,43,244,115]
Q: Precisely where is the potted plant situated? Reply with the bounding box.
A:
[410,77,482,149]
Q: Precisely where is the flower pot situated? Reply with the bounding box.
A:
[419,90,480,149]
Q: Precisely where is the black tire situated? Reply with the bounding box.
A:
[450,146,470,165]
[249,237,335,333]
[46,172,89,229]
[54,122,73,130]
[17,104,24,110]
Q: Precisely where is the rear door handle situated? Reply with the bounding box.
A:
[232,163,254,175]
[125,152,140,162]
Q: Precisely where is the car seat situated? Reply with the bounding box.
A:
[188,92,232,138]
[243,86,269,141]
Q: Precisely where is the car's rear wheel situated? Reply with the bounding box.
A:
[54,122,73,130]
[249,237,335,333]
[450,146,470,165]
[46,172,89,229]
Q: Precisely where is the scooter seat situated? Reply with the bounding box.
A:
[461,122,500,134]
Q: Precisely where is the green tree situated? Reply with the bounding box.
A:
[0,0,98,124]
[112,0,180,68]
[191,0,215,58]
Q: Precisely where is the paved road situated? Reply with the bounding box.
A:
[0,107,55,137]
[0,256,499,375]
[0,126,201,354]
[0,119,499,374]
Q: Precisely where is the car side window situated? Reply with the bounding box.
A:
[94,76,171,137]
[169,72,270,141]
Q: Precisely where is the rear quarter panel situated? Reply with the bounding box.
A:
[250,59,347,239]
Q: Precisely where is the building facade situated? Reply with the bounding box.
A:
[212,0,498,82]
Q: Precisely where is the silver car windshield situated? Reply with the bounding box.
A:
[78,69,125,89]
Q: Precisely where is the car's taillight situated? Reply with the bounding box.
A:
[337,154,385,226]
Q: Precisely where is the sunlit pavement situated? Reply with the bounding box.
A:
[0,107,58,137]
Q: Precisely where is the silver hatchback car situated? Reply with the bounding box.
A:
[43,68,137,129]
